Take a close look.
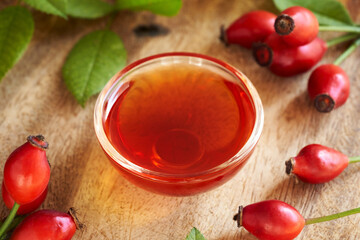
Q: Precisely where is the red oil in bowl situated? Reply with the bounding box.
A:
[95,53,263,196]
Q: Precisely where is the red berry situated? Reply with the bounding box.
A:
[221,10,276,48]
[10,209,79,240]
[253,33,326,77]
[2,181,48,215]
[3,135,50,205]
[308,64,350,112]
[234,200,305,240]
[286,144,349,184]
[275,6,319,47]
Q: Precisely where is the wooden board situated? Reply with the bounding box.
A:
[1,0,360,239]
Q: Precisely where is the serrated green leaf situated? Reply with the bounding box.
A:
[0,6,34,82]
[67,0,115,19]
[116,0,182,16]
[62,30,126,106]
[23,0,67,18]
[185,227,206,240]
[273,0,354,26]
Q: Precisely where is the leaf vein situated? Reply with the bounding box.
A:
[79,31,106,102]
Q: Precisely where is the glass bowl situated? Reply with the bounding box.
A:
[94,52,264,196]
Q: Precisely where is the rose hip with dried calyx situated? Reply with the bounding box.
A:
[3,135,50,205]
[307,37,360,112]
[308,64,349,112]
[234,200,360,240]
[10,208,83,240]
[252,33,359,77]
[234,200,304,240]
[0,135,50,237]
[220,10,276,48]
[274,6,319,47]
[285,144,359,184]
[253,33,326,77]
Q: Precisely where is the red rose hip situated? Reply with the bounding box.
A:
[286,144,349,183]
[234,200,305,240]
[275,6,319,46]
[308,64,350,112]
[253,33,326,77]
[234,199,360,239]
[2,181,48,215]
[221,10,276,48]
[10,209,80,240]
[3,135,50,205]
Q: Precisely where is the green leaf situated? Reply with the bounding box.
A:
[116,0,182,16]
[23,0,67,18]
[62,30,127,106]
[273,0,354,26]
[67,0,115,19]
[185,227,206,240]
[0,6,34,82]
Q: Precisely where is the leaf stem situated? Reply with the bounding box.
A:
[305,206,360,225]
[348,156,360,163]
[333,38,360,65]
[0,202,20,237]
[326,33,360,47]
[319,25,360,33]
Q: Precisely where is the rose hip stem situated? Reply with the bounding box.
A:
[305,206,360,225]
[319,25,360,33]
[325,33,360,47]
[0,215,25,236]
[333,37,360,65]
[348,156,360,163]
[0,203,20,237]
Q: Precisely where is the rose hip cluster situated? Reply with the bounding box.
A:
[221,7,324,76]
[220,6,360,240]
[222,6,357,113]
[0,135,81,239]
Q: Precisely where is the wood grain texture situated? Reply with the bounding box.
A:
[0,0,360,239]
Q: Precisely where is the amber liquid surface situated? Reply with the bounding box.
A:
[104,63,255,175]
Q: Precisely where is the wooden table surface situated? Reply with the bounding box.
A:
[1,0,360,239]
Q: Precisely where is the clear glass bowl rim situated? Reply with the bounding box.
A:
[94,52,264,179]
